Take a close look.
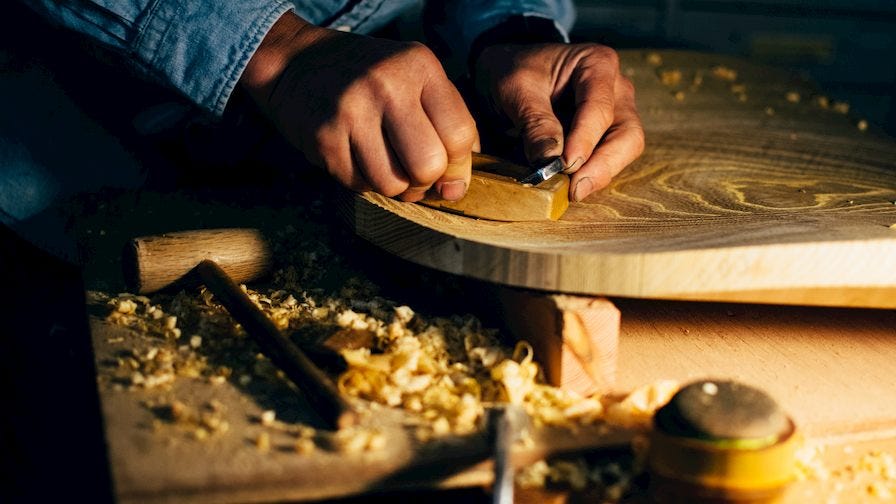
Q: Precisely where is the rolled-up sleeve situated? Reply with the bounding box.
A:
[23,0,293,115]
[432,0,576,64]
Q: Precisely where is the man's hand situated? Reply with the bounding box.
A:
[474,43,644,202]
[240,12,478,202]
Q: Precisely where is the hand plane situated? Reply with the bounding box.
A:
[420,153,570,222]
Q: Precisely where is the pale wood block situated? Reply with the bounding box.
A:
[419,153,569,222]
[494,288,620,397]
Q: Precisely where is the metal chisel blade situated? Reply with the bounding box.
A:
[518,157,565,186]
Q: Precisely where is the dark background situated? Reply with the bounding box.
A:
[569,0,896,135]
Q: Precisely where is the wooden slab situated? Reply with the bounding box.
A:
[614,299,896,441]
[493,289,619,397]
[345,50,896,308]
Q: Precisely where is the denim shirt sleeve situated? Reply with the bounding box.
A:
[21,0,574,116]
[431,0,576,65]
[22,0,293,116]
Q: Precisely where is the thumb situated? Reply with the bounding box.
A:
[503,88,564,164]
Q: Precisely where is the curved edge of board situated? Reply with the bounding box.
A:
[345,192,896,309]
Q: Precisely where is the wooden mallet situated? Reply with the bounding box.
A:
[124,228,357,430]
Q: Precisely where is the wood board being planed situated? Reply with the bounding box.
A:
[345,50,896,308]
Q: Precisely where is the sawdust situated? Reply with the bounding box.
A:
[94,205,656,460]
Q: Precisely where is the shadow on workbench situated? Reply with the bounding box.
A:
[0,227,114,503]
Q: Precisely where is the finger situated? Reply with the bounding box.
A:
[569,97,644,202]
[313,126,373,193]
[349,123,410,198]
[383,104,446,201]
[421,76,477,201]
[563,52,620,174]
[501,83,565,164]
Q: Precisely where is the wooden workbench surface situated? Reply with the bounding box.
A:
[88,296,896,503]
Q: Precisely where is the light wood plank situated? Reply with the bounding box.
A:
[614,299,896,440]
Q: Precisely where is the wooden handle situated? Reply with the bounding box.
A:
[125,228,273,294]
[196,259,357,430]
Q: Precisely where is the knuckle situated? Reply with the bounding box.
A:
[376,179,410,198]
[519,110,560,135]
[630,125,646,153]
[594,45,619,66]
[406,41,438,64]
[334,90,365,119]
[312,123,343,156]
[443,120,478,152]
[618,75,636,97]
[578,98,614,131]
[408,149,448,184]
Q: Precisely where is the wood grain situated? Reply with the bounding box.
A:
[614,299,896,440]
[126,229,272,294]
[346,51,896,308]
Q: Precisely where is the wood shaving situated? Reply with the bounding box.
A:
[255,431,271,452]
[604,380,679,429]
[516,456,635,501]
[145,398,230,440]
[259,410,276,426]
[658,69,682,87]
[711,65,738,81]
[94,198,678,465]
[332,427,386,453]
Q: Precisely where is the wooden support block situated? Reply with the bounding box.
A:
[420,153,569,221]
[493,288,620,397]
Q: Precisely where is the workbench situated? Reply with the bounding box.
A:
[72,50,896,503]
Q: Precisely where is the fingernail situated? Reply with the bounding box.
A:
[564,157,584,174]
[573,177,593,202]
[438,180,467,201]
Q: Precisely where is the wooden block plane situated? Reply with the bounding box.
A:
[419,153,569,222]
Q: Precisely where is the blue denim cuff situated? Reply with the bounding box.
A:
[133,0,293,115]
